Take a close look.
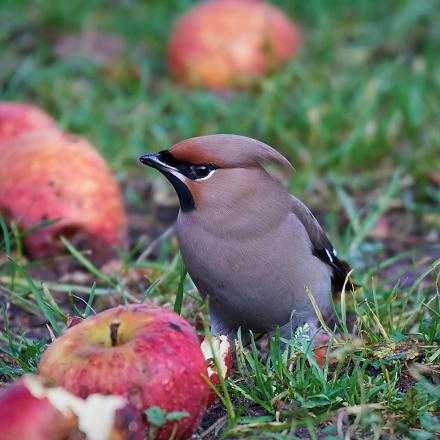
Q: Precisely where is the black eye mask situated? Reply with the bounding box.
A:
[156,151,217,180]
[139,150,219,212]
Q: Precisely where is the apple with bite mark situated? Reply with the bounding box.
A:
[0,102,57,148]
[167,0,300,90]
[38,304,210,440]
[200,335,232,405]
[0,129,127,264]
[0,375,143,440]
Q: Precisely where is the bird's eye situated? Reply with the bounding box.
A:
[193,164,210,178]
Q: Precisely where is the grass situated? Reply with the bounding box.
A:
[0,0,439,438]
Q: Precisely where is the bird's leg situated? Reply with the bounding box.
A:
[209,309,238,341]
[210,321,261,347]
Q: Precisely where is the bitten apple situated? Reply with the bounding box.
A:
[167,0,300,90]
[0,375,143,440]
[200,335,232,405]
[0,102,57,147]
[0,129,127,263]
[38,304,210,440]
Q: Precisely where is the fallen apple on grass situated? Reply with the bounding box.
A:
[0,101,57,147]
[312,333,342,367]
[167,0,300,90]
[0,129,128,263]
[200,335,232,405]
[38,304,210,440]
[0,375,143,440]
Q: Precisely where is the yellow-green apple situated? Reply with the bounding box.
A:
[200,335,232,405]
[0,129,127,263]
[0,102,57,148]
[38,304,210,440]
[167,0,300,90]
[0,375,143,440]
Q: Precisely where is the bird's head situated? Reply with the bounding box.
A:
[139,134,292,213]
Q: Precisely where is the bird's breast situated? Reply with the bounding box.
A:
[176,211,332,332]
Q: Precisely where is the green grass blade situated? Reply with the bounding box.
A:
[10,258,62,336]
[60,236,115,286]
[174,256,187,315]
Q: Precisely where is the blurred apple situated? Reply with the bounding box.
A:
[38,304,210,440]
[0,375,143,440]
[312,333,339,367]
[200,335,232,405]
[0,102,57,148]
[0,129,128,263]
[167,0,300,90]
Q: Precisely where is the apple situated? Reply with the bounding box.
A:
[0,129,128,263]
[0,377,75,440]
[167,0,300,90]
[0,375,143,440]
[38,304,210,440]
[312,333,339,367]
[200,335,232,405]
[0,102,57,148]
[66,313,84,328]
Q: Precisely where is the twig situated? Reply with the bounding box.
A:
[136,226,174,263]
[200,415,228,438]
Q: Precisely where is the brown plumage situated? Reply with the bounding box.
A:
[140,135,353,341]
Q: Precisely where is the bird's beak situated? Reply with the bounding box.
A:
[139,151,177,174]
[139,151,195,211]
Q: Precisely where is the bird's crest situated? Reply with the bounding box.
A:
[170,134,293,170]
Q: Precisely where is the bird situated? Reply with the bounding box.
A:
[139,134,353,342]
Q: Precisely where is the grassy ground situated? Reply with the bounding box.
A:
[1,0,439,438]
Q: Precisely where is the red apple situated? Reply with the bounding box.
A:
[0,129,128,263]
[167,0,300,90]
[0,375,143,440]
[0,102,57,148]
[312,334,339,367]
[38,304,210,440]
[0,377,75,440]
[66,314,84,328]
[200,335,232,405]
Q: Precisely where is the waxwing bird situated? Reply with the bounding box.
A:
[140,135,353,341]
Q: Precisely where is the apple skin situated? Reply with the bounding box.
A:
[0,375,144,440]
[167,0,300,90]
[0,102,57,148]
[0,129,128,263]
[312,334,339,367]
[38,304,210,440]
[0,378,75,440]
[200,335,232,406]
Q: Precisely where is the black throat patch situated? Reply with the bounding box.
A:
[161,170,196,212]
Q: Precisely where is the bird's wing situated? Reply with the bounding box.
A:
[290,195,354,293]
